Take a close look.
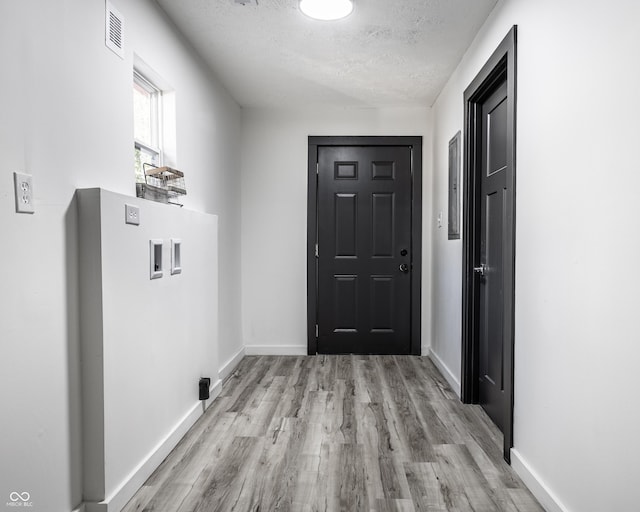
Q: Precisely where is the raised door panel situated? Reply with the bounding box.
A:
[335,193,358,258]
[333,275,358,333]
[487,97,508,176]
[372,193,394,258]
[370,276,394,333]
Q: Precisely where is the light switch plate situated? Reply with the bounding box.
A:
[14,172,35,214]
[125,204,140,225]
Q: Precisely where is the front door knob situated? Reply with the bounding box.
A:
[399,263,409,274]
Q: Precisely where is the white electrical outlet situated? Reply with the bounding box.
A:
[14,172,35,214]
[125,204,140,225]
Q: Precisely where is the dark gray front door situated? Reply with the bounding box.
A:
[477,81,508,431]
[316,145,412,354]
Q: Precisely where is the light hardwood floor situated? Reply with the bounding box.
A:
[122,355,543,512]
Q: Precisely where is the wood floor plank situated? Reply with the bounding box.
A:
[410,357,458,401]
[464,436,522,491]
[375,498,417,512]
[355,356,373,399]
[191,436,262,512]
[325,442,369,512]
[122,355,544,512]
[224,357,273,412]
[367,401,412,499]
[292,443,332,512]
[234,375,287,437]
[316,354,337,392]
[125,412,238,512]
[393,357,452,446]
[505,488,547,512]
[218,356,260,398]
[376,357,434,462]
[404,462,447,512]
[257,416,310,511]
[428,399,472,444]
[276,356,310,419]
[432,443,501,512]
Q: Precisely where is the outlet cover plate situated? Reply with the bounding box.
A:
[14,172,35,214]
[125,204,140,225]
[150,239,163,279]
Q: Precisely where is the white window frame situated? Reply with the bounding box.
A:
[134,70,164,171]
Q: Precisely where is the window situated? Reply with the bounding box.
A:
[133,71,162,183]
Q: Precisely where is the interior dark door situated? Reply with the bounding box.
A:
[477,80,508,431]
[317,145,412,354]
[462,26,516,462]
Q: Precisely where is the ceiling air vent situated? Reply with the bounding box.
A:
[105,1,124,59]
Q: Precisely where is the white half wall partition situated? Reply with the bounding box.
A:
[77,188,219,512]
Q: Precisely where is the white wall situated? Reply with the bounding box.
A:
[240,107,432,355]
[126,1,244,373]
[0,1,241,511]
[430,0,640,511]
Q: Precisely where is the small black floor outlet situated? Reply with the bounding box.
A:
[199,377,211,400]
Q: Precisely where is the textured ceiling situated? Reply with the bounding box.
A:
[155,0,498,108]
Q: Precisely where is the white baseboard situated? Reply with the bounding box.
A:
[84,502,106,512]
[244,345,308,356]
[511,449,569,512]
[218,346,246,382]
[72,504,86,512]
[426,347,461,397]
[84,380,222,512]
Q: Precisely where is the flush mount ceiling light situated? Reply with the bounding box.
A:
[299,0,354,21]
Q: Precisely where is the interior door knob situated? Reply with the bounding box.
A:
[399,263,409,274]
[473,264,486,276]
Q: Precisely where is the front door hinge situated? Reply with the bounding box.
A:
[315,324,319,338]
[315,243,319,258]
[316,162,319,175]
